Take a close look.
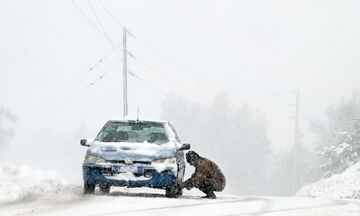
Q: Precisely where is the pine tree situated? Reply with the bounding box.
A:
[311,91,360,177]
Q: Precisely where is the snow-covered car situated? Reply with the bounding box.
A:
[80,120,190,197]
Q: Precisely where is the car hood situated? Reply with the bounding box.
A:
[87,141,177,162]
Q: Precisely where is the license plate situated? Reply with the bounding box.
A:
[119,166,137,173]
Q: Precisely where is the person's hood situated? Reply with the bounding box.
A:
[86,141,177,162]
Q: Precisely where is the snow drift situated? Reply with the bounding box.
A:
[0,165,82,204]
[296,162,360,199]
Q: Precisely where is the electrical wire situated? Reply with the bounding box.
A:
[86,58,122,88]
[75,0,294,103]
[129,56,211,99]
[21,59,123,128]
[72,0,123,56]
[72,0,115,43]
[21,44,121,125]
[97,0,201,80]
[75,0,212,100]
[87,0,123,59]
[127,70,169,96]
[98,0,124,28]
[96,1,291,98]
[127,32,290,98]
[91,1,211,99]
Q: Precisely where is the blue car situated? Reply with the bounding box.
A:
[80,120,190,197]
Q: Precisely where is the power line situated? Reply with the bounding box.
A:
[124,29,243,93]
[127,70,168,96]
[72,0,113,42]
[92,3,212,101]
[85,58,123,88]
[128,33,291,98]
[129,56,211,99]
[20,59,123,129]
[71,0,123,55]
[95,0,209,82]
[133,57,182,86]
[98,0,124,28]
[21,46,120,125]
[87,0,123,59]
[96,1,293,98]
[97,1,206,81]
[76,0,294,106]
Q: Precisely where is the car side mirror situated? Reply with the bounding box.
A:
[179,143,190,151]
[80,139,90,147]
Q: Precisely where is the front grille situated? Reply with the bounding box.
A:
[144,168,173,174]
[86,166,112,172]
[143,168,157,173]
[106,160,151,165]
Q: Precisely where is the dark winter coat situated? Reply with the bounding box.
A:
[184,157,226,191]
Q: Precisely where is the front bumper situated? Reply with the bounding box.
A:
[82,163,176,189]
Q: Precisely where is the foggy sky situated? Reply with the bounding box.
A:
[1,0,360,180]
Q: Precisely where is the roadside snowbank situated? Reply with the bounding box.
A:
[0,165,82,204]
[296,162,360,199]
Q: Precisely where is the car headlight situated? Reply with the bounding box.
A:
[85,155,106,163]
[152,158,176,164]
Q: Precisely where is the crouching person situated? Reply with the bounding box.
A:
[183,151,226,199]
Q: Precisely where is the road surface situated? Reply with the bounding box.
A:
[1,188,360,216]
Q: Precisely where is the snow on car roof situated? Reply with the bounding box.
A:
[107,119,169,124]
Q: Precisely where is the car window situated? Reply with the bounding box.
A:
[96,122,169,145]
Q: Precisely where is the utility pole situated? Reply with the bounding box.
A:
[123,27,128,119]
[294,89,300,149]
[291,89,300,193]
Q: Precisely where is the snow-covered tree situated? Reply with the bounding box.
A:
[311,91,360,177]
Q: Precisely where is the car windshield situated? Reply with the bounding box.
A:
[95,122,169,145]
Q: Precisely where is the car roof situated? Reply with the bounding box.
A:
[107,119,169,124]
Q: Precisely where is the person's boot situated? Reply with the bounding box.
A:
[201,190,216,199]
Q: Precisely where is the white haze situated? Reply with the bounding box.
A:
[1,0,360,195]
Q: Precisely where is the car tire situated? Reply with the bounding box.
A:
[165,184,181,198]
[99,184,111,194]
[176,187,183,196]
[84,182,95,194]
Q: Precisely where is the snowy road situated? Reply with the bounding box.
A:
[1,188,360,216]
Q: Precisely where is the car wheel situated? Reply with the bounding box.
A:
[165,184,181,198]
[176,186,183,196]
[99,184,111,194]
[84,182,95,194]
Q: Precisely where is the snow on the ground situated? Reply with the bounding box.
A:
[2,189,360,216]
[0,164,82,205]
[1,165,359,216]
[296,162,360,199]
